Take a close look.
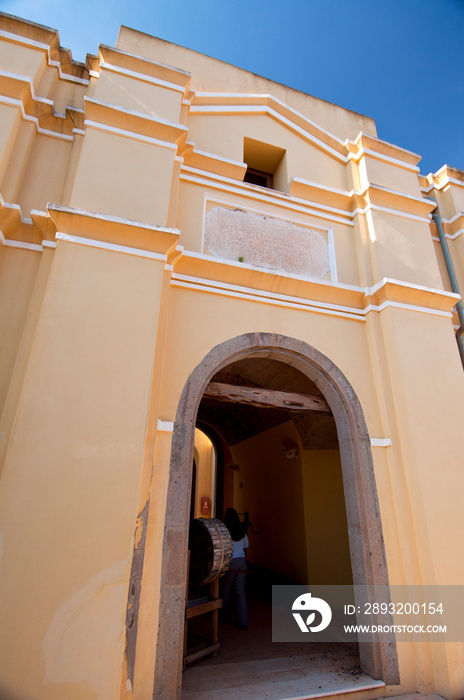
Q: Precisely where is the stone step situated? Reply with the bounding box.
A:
[181,654,385,700]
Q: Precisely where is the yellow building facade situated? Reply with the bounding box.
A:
[0,11,463,700]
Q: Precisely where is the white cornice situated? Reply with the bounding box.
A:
[181,166,435,225]
[189,103,346,162]
[55,232,168,261]
[170,253,458,321]
[84,97,188,144]
[191,91,346,149]
[180,167,354,226]
[0,29,89,85]
[0,231,41,251]
[99,62,186,94]
[0,231,55,252]
[171,274,367,322]
[363,300,452,318]
[348,147,420,173]
[189,94,422,172]
[178,248,362,293]
[0,95,73,142]
[171,270,455,322]
[353,203,431,224]
[84,119,178,150]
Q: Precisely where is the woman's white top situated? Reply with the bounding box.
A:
[232,534,249,559]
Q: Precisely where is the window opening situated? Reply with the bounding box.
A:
[243,137,286,191]
[243,168,274,189]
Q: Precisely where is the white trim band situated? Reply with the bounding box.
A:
[171,275,366,322]
[55,232,168,261]
[0,232,41,251]
[0,95,74,142]
[370,438,392,448]
[100,62,185,94]
[83,119,178,150]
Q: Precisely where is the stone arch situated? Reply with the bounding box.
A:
[152,332,399,697]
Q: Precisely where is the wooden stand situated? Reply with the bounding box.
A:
[183,554,223,668]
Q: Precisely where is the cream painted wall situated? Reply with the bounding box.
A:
[94,70,184,123]
[363,156,423,198]
[301,449,352,585]
[0,104,22,185]
[375,307,464,585]
[366,209,443,289]
[1,14,464,700]
[0,41,46,86]
[0,240,165,700]
[16,134,73,215]
[0,246,40,415]
[0,119,36,205]
[69,127,176,225]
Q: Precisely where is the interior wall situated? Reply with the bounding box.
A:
[229,423,352,585]
[301,449,353,584]
[230,420,308,582]
[193,428,216,518]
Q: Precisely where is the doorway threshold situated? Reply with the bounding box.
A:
[181,644,385,700]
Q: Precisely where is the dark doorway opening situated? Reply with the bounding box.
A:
[182,357,379,698]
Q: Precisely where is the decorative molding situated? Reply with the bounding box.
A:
[346,132,421,172]
[363,300,453,319]
[0,27,89,85]
[191,91,346,153]
[181,166,436,226]
[56,232,168,261]
[0,95,74,142]
[170,258,459,322]
[354,203,431,224]
[0,231,42,252]
[48,204,180,257]
[83,119,179,150]
[189,102,346,162]
[180,168,355,226]
[171,272,456,322]
[171,275,367,321]
[84,97,188,146]
[181,144,247,181]
[99,62,187,94]
[98,44,191,89]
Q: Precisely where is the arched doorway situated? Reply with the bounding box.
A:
[152,333,399,698]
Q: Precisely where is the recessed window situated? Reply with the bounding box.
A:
[243,137,286,191]
[243,168,274,189]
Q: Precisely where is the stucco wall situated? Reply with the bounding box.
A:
[0,12,464,700]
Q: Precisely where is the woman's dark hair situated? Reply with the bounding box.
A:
[224,507,245,541]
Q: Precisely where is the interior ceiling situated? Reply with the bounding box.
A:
[197,358,339,450]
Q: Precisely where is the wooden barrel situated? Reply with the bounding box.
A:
[188,518,233,587]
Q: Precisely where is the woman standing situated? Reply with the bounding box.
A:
[222,508,249,630]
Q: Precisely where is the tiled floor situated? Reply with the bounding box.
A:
[181,592,384,700]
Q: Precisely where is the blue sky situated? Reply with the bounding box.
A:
[1,0,463,176]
